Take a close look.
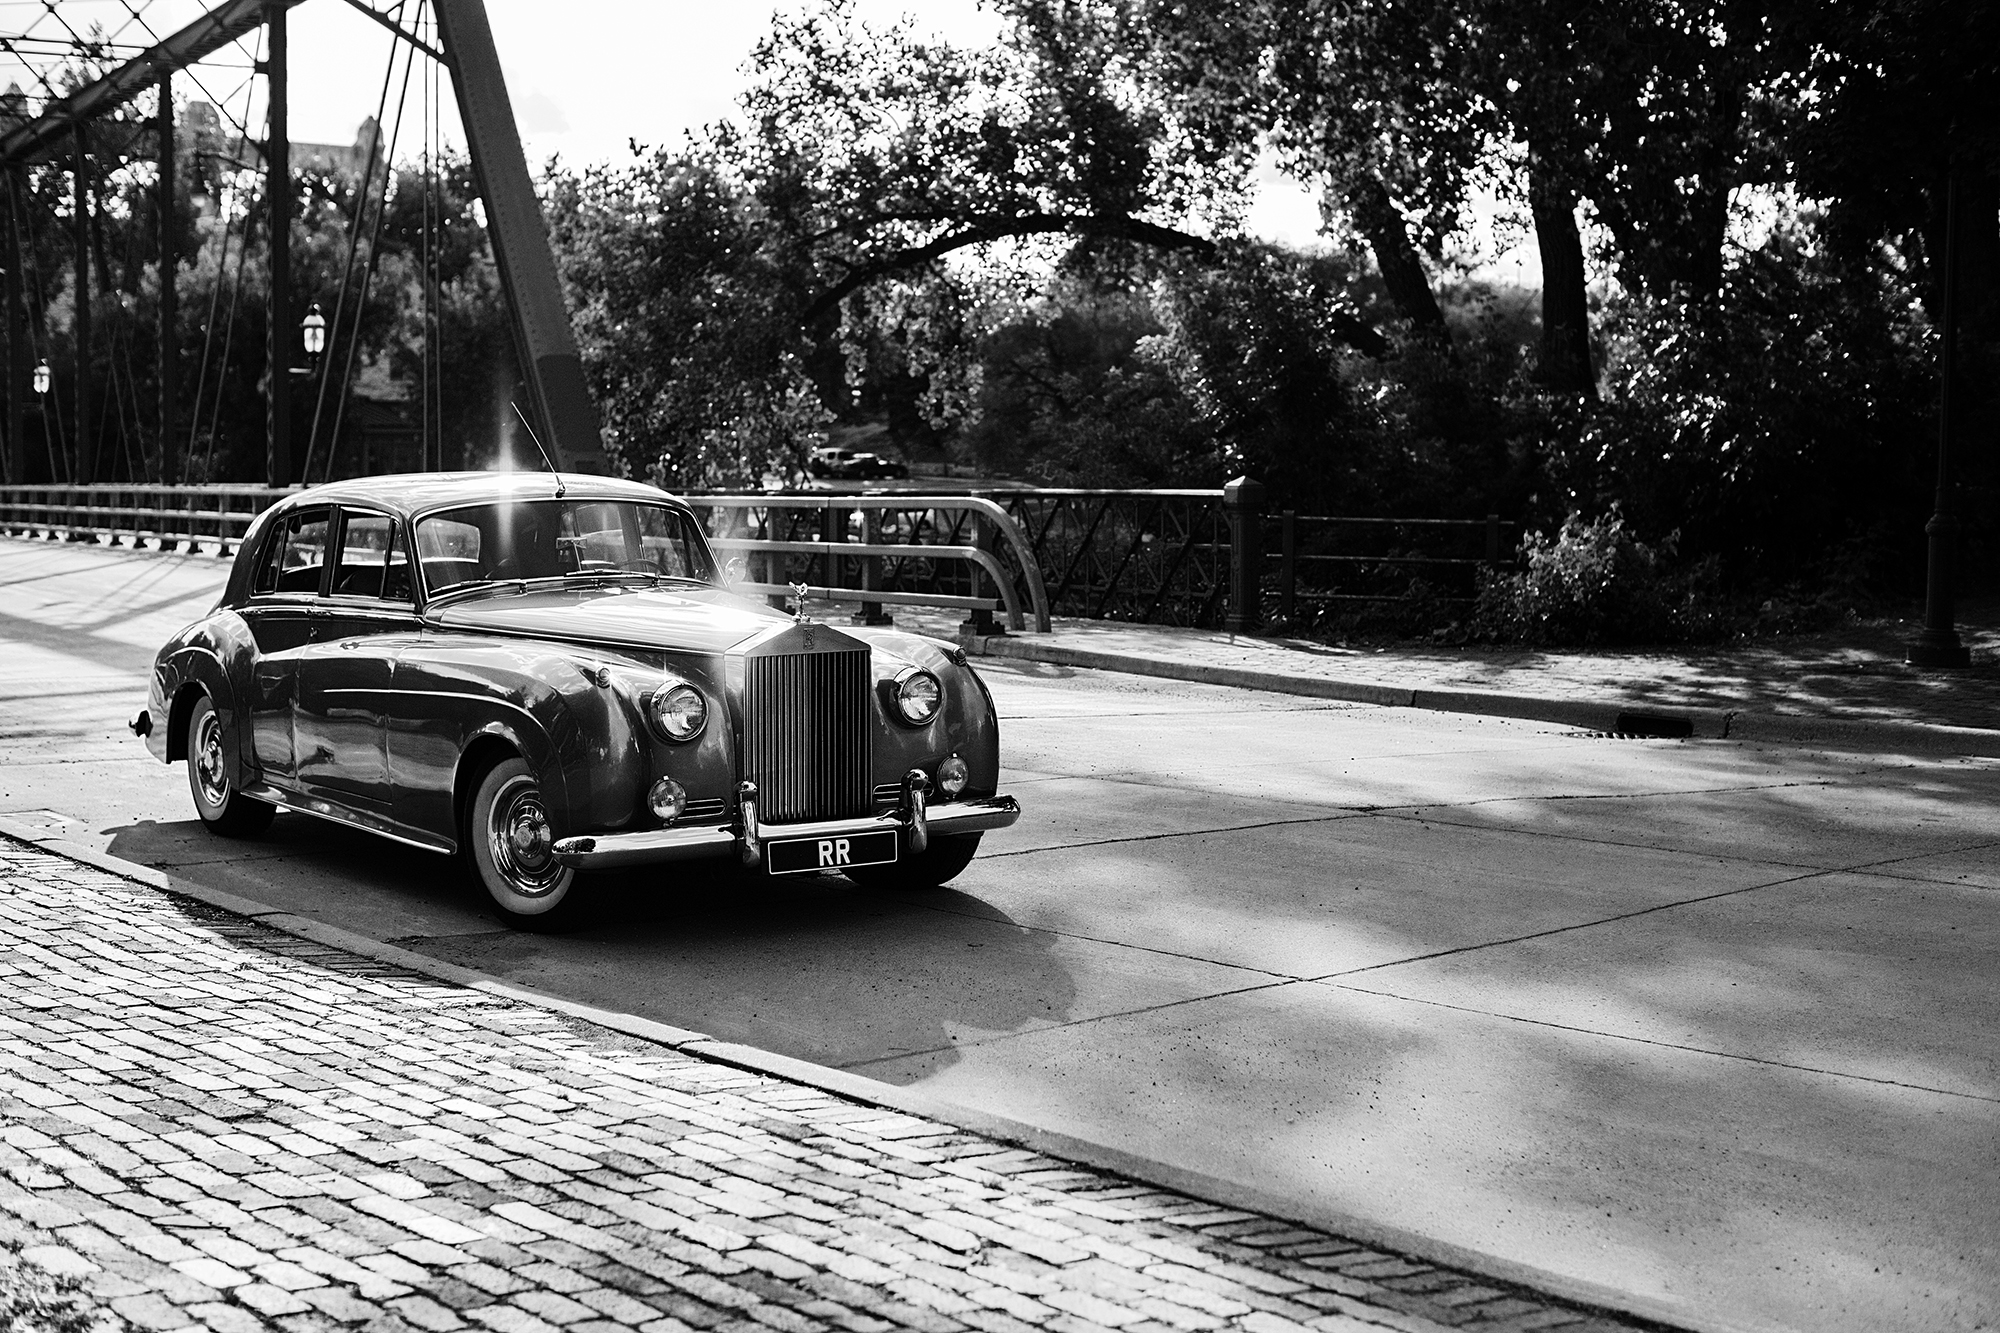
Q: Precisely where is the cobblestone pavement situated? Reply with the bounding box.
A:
[0,836,1668,1333]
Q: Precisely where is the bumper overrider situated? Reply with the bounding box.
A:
[549,770,1019,872]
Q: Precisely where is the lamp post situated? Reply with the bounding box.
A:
[31,359,49,494]
[1907,168,1971,668]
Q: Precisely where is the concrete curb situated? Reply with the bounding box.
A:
[0,811,1768,1333]
[965,634,2000,758]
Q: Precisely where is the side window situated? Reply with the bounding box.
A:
[332,511,393,599]
[251,509,330,597]
[382,528,413,604]
[278,512,332,594]
[252,519,291,596]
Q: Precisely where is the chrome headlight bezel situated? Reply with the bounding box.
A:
[892,666,943,727]
[647,679,708,743]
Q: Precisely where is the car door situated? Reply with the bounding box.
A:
[296,508,419,811]
[237,507,331,787]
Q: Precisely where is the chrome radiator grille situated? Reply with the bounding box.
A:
[744,648,872,823]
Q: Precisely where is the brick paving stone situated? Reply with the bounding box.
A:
[0,837,1664,1333]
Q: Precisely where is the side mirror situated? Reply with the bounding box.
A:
[723,556,747,586]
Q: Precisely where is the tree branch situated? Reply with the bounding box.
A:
[799,213,1219,326]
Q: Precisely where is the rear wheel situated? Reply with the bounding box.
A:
[466,757,579,930]
[846,833,982,891]
[185,695,274,837]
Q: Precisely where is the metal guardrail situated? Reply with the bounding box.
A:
[0,483,288,554]
[1271,511,1516,622]
[685,493,1054,634]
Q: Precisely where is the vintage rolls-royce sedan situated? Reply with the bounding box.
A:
[132,472,1019,927]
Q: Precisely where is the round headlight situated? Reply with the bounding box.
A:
[648,681,707,742]
[648,777,687,823]
[893,668,942,726]
[938,754,969,796]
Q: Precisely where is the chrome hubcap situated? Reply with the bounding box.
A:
[194,713,229,808]
[488,779,563,897]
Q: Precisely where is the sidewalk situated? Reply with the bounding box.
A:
[877,602,2000,755]
[0,835,1662,1333]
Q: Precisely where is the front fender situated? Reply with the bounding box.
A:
[851,628,1002,795]
[388,637,581,839]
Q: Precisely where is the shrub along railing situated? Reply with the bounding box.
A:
[0,480,1514,635]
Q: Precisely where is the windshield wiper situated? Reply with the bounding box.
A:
[561,567,659,584]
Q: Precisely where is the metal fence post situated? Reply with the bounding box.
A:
[851,506,891,626]
[1485,513,1501,564]
[1279,509,1297,627]
[764,505,789,612]
[1222,476,1267,635]
[959,509,1001,639]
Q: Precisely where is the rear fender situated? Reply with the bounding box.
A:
[149,611,254,776]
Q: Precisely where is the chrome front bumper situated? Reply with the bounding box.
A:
[550,771,1020,872]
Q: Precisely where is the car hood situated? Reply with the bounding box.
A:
[429,584,786,655]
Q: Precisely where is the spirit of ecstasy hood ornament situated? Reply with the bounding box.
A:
[787,582,811,622]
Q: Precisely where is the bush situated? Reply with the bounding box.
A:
[1474,509,1724,645]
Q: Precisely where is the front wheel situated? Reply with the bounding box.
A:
[185,695,274,837]
[466,757,579,930]
[846,833,982,891]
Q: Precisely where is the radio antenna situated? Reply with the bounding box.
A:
[511,401,566,498]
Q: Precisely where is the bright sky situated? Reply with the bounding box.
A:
[4,0,1327,247]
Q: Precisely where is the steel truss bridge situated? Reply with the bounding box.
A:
[0,0,607,489]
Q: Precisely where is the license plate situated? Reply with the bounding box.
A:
[765,829,897,876]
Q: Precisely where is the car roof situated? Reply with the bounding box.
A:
[277,471,691,522]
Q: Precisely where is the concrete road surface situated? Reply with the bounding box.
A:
[2,535,1996,1333]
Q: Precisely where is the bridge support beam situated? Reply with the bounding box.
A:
[265,2,290,488]
[5,169,22,485]
[74,123,92,484]
[158,73,177,486]
[434,0,607,474]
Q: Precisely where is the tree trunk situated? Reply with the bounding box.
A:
[1343,176,1449,341]
[1529,150,1596,397]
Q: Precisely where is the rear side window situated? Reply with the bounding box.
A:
[252,509,331,596]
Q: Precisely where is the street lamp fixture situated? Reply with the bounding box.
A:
[32,360,49,396]
[291,304,326,379]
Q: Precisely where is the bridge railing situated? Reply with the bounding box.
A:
[0,480,1515,635]
[1268,510,1517,626]
[0,483,288,554]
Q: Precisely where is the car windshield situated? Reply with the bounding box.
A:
[415,499,717,598]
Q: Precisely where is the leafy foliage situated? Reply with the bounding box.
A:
[1473,509,1722,645]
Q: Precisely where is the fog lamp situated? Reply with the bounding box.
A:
[648,681,707,742]
[938,754,969,797]
[648,776,687,823]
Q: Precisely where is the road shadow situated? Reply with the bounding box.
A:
[103,812,1078,1085]
[415,865,1081,1082]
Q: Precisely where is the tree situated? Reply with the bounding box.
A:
[731,0,1228,329]
[1137,0,1488,340]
